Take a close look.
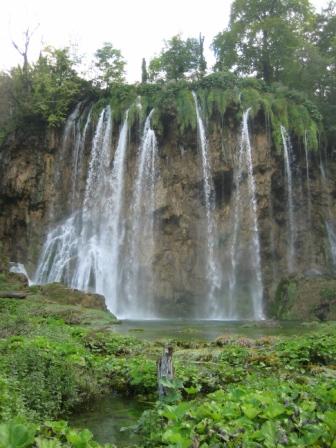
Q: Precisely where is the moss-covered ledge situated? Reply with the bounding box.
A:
[269,274,336,321]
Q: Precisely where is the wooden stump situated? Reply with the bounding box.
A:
[157,345,174,398]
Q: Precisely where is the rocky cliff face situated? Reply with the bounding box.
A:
[1,104,335,319]
[0,129,61,268]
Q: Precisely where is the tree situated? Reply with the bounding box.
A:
[212,0,314,84]
[148,34,206,81]
[31,46,86,126]
[198,34,207,79]
[141,58,148,83]
[312,1,336,145]
[3,46,87,129]
[11,25,39,72]
[93,43,126,88]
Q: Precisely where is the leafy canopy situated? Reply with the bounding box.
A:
[93,42,126,88]
[212,0,314,83]
[149,34,206,81]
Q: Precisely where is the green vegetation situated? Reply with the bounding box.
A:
[212,0,314,84]
[0,272,335,447]
[93,43,126,89]
[271,275,336,321]
[0,0,334,151]
[0,46,91,132]
[148,34,206,82]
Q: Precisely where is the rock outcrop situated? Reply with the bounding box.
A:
[1,105,335,318]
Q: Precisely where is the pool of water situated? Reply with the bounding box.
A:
[70,394,147,446]
[111,319,317,342]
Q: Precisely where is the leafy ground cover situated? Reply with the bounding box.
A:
[0,273,335,447]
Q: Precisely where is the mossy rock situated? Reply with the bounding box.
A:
[0,243,9,273]
[0,271,29,291]
[31,282,110,312]
[270,275,336,321]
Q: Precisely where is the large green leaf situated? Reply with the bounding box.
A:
[0,420,36,448]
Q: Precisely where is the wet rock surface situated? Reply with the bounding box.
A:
[1,112,336,317]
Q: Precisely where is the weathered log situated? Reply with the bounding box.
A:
[0,291,27,299]
[157,345,174,398]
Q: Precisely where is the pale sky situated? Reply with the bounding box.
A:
[0,0,330,82]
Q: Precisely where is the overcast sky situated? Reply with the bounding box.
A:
[0,0,330,82]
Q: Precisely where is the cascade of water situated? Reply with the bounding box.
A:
[50,104,82,219]
[72,108,128,312]
[228,126,245,319]
[243,110,264,319]
[280,126,296,273]
[34,106,99,285]
[71,106,114,293]
[192,92,221,317]
[9,262,32,286]
[124,110,158,318]
[71,107,92,208]
[35,107,130,315]
[34,213,79,284]
[304,131,314,263]
[229,110,264,320]
[320,162,336,269]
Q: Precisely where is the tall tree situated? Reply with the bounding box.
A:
[11,25,39,95]
[212,0,314,83]
[93,43,126,88]
[141,58,148,83]
[198,33,207,79]
[32,47,85,126]
[149,34,204,81]
[312,1,336,144]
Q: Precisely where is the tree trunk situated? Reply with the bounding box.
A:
[157,345,174,398]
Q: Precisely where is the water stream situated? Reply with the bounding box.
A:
[228,110,264,320]
[320,161,336,270]
[35,108,130,314]
[192,91,222,318]
[123,110,158,318]
[304,131,314,264]
[280,126,296,273]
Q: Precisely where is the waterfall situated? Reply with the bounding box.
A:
[35,107,130,314]
[123,110,158,318]
[304,131,314,263]
[34,106,113,286]
[228,110,264,320]
[71,107,92,208]
[50,104,82,219]
[34,213,79,285]
[244,111,264,320]
[192,92,221,318]
[280,126,296,273]
[9,262,32,286]
[34,99,272,320]
[71,107,129,312]
[320,162,336,269]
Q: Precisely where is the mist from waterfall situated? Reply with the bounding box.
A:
[192,91,222,318]
[281,126,296,273]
